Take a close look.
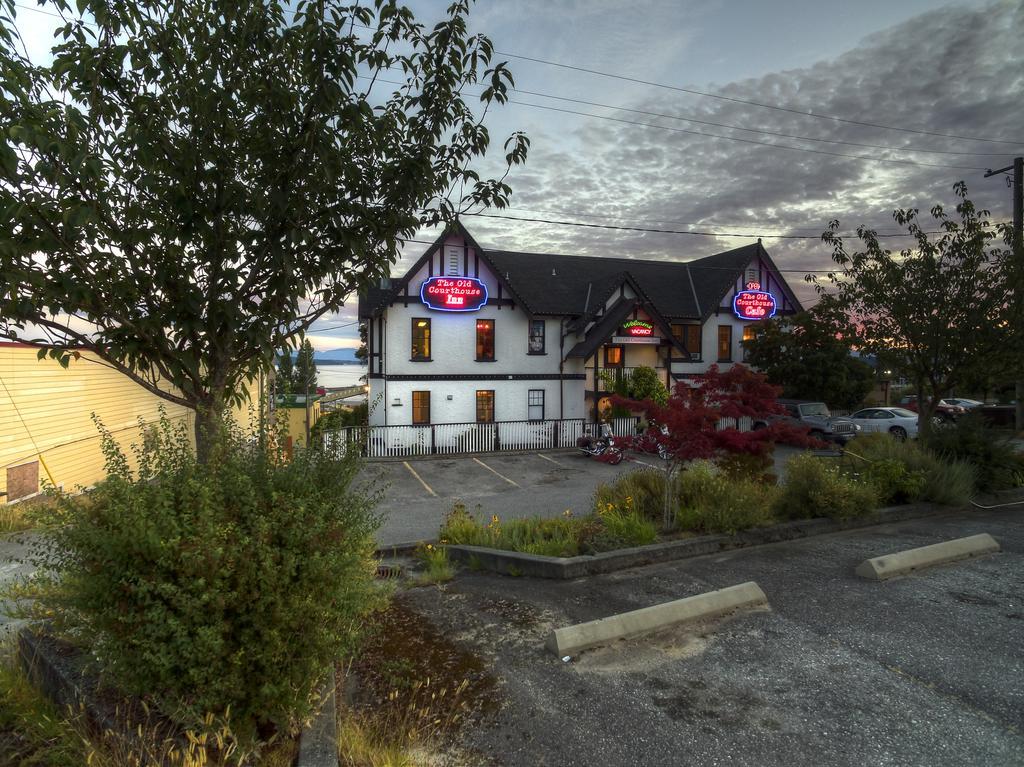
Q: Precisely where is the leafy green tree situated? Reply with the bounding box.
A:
[276,348,296,393]
[627,365,669,406]
[355,322,368,363]
[294,338,318,393]
[0,0,528,459]
[819,183,1012,437]
[742,305,874,410]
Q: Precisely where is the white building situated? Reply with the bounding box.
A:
[358,224,803,428]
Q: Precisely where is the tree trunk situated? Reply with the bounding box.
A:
[663,464,678,531]
[194,394,227,464]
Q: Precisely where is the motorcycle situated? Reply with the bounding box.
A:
[576,424,624,465]
[632,424,671,461]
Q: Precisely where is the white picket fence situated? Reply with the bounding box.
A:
[323,416,639,458]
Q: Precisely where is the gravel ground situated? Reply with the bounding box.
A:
[403,504,1024,766]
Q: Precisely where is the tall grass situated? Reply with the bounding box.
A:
[440,499,655,557]
[1,639,295,766]
[675,461,777,533]
[842,434,975,506]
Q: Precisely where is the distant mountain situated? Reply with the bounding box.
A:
[314,347,361,363]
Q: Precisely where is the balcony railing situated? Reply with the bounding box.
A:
[592,366,668,391]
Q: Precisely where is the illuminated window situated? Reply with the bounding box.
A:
[412,391,430,425]
[742,325,756,361]
[528,389,545,421]
[673,324,703,360]
[528,319,545,354]
[604,345,624,368]
[476,319,495,361]
[717,325,732,362]
[476,390,495,423]
[411,318,430,360]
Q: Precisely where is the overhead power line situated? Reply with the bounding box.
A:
[462,211,995,245]
[511,87,1016,157]
[495,50,1024,147]
[505,99,989,171]
[359,75,990,171]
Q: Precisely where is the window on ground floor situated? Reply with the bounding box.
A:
[412,390,430,425]
[718,325,733,362]
[528,389,545,421]
[742,325,756,361]
[476,390,495,423]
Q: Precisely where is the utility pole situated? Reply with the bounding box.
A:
[984,157,1023,430]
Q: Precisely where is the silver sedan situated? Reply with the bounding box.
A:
[848,407,920,440]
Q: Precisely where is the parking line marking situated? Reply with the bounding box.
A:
[402,461,437,497]
[536,452,563,467]
[473,457,521,487]
[629,458,659,470]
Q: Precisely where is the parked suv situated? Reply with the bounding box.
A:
[754,399,860,444]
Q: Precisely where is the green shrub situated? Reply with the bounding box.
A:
[8,414,382,745]
[775,453,877,520]
[858,458,926,505]
[412,543,454,585]
[924,414,1024,492]
[593,469,664,522]
[715,451,777,485]
[674,462,777,534]
[441,498,656,557]
[594,501,658,549]
[844,433,975,506]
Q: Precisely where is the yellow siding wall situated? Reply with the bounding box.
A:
[277,400,321,448]
[0,345,262,502]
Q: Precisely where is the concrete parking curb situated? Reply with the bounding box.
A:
[447,503,941,579]
[545,581,768,656]
[855,533,1000,580]
[297,680,340,767]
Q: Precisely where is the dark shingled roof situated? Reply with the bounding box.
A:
[566,297,638,358]
[358,235,797,321]
[485,243,761,320]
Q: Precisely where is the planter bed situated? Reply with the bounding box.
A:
[446,502,946,579]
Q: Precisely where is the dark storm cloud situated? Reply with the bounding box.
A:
[461,1,1024,305]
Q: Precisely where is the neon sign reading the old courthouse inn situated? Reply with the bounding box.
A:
[420,277,488,312]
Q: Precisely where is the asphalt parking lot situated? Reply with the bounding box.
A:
[365,449,657,545]
[403,505,1024,766]
[367,445,816,545]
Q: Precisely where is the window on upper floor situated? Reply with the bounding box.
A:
[476,319,495,361]
[604,345,624,368]
[528,319,545,354]
[411,318,431,361]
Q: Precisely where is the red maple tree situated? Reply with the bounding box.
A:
[612,364,817,529]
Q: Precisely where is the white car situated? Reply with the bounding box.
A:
[848,407,920,440]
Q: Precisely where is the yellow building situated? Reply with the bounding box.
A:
[0,343,265,503]
[275,396,322,455]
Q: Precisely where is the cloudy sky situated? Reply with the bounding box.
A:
[15,0,1024,351]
